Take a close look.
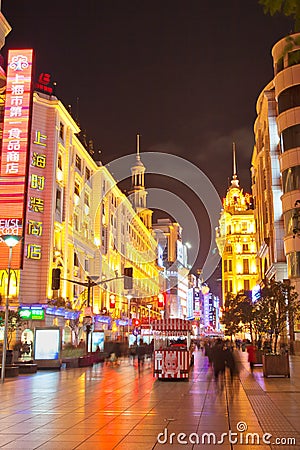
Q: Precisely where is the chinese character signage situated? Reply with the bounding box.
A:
[0,49,34,269]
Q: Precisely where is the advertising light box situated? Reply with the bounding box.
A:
[34,327,60,360]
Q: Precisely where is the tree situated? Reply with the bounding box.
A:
[0,310,23,350]
[221,292,243,338]
[255,280,300,353]
[258,0,300,31]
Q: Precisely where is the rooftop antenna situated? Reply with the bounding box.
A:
[231,142,240,188]
[136,133,141,161]
[233,141,237,179]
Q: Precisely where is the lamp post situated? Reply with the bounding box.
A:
[1,235,21,383]
[146,304,152,326]
[126,294,133,336]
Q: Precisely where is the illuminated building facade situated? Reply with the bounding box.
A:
[0,50,161,337]
[251,80,287,284]
[271,33,300,296]
[251,33,300,340]
[216,146,258,301]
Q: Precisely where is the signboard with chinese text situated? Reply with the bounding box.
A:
[0,49,34,269]
[19,306,45,320]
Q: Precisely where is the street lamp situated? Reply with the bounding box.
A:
[126,294,133,335]
[1,235,22,383]
[146,304,152,326]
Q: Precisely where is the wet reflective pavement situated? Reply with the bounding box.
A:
[0,350,300,449]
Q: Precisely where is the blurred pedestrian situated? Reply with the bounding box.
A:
[224,346,236,382]
[246,342,257,373]
[210,339,226,381]
[136,339,146,369]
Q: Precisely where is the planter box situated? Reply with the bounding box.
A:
[254,350,263,366]
[78,355,93,367]
[62,357,79,368]
[0,364,19,378]
[262,353,290,378]
[18,363,37,374]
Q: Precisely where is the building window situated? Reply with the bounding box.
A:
[242,244,249,252]
[59,122,64,140]
[74,214,79,231]
[228,260,232,272]
[281,124,300,152]
[287,252,300,277]
[275,56,284,74]
[278,84,300,114]
[74,252,79,267]
[85,167,91,181]
[282,165,300,194]
[75,155,81,171]
[57,153,62,170]
[224,260,227,272]
[229,280,233,292]
[74,181,80,196]
[288,49,300,68]
[241,222,247,232]
[84,192,90,206]
[55,188,62,211]
[224,280,228,293]
[243,259,249,274]
[284,209,300,235]
[244,279,250,291]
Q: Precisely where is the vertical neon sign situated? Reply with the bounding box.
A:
[0,49,34,269]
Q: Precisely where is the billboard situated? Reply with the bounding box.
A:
[0,49,34,269]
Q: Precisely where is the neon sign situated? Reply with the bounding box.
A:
[0,49,34,269]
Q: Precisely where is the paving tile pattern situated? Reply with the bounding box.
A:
[0,352,299,449]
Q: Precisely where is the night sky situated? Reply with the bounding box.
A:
[0,1,293,289]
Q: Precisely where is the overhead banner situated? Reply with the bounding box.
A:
[0,49,34,268]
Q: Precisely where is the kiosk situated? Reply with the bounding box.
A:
[153,318,193,380]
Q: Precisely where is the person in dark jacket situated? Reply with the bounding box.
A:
[224,347,236,381]
[210,339,226,381]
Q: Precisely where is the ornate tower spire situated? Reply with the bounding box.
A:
[128,134,153,229]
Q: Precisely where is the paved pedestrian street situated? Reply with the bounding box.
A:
[0,350,299,449]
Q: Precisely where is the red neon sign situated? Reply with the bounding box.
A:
[0,49,34,269]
